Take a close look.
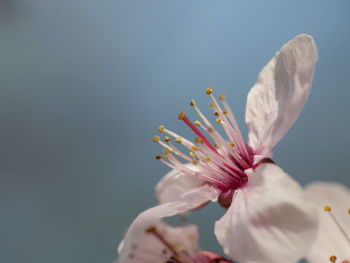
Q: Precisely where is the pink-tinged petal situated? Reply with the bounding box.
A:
[215,163,318,263]
[246,34,318,158]
[118,221,200,263]
[118,185,219,263]
[305,182,350,263]
[156,164,206,203]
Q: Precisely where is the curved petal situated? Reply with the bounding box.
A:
[246,34,318,158]
[118,221,200,263]
[305,182,350,263]
[215,163,318,263]
[118,185,219,263]
[156,164,205,203]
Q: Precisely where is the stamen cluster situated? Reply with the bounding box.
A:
[153,89,255,208]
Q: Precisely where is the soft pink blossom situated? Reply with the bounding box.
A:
[120,34,319,263]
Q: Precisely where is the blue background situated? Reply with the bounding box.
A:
[1,1,349,262]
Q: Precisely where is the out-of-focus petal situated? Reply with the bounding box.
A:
[246,34,318,158]
[156,164,205,203]
[118,185,219,263]
[215,163,318,263]
[118,221,199,263]
[305,182,350,263]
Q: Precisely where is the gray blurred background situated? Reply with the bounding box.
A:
[0,1,349,263]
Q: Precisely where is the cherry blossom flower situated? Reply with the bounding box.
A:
[118,219,234,263]
[120,34,319,263]
[305,182,350,263]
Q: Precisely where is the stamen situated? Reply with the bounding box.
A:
[178,112,219,154]
[324,206,350,245]
[206,88,213,95]
[153,136,160,142]
[330,255,337,262]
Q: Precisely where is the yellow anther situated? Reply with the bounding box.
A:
[203,157,211,162]
[194,120,201,126]
[194,137,203,144]
[189,152,196,157]
[229,142,235,148]
[178,112,186,120]
[214,111,219,117]
[164,148,170,158]
[192,160,199,165]
[175,137,182,144]
[190,145,198,151]
[329,255,337,262]
[209,101,215,109]
[348,208,350,214]
[164,136,171,142]
[155,154,162,160]
[190,99,196,106]
[219,94,225,100]
[216,118,222,124]
[223,110,228,115]
[158,125,165,133]
[214,143,220,149]
[153,136,160,142]
[206,88,213,95]
[324,206,332,212]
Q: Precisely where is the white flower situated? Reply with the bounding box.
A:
[118,219,234,263]
[305,182,350,263]
[120,34,319,263]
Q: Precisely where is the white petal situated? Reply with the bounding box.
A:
[305,182,350,263]
[118,221,199,263]
[118,185,219,263]
[246,34,318,158]
[215,163,318,263]
[156,164,205,203]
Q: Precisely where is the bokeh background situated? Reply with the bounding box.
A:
[1,1,350,263]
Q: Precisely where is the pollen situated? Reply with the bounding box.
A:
[194,137,203,144]
[324,206,332,212]
[189,151,196,157]
[206,88,213,95]
[214,143,220,148]
[209,101,215,109]
[194,120,201,126]
[164,136,171,142]
[175,137,182,144]
[178,112,186,120]
[190,99,196,106]
[158,125,165,133]
[155,154,162,160]
[229,142,235,148]
[223,110,228,115]
[329,255,337,262]
[190,145,198,151]
[219,94,225,100]
[164,148,170,158]
[214,111,220,117]
[153,136,160,142]
[216,118,222,124]
[348,208,350,214]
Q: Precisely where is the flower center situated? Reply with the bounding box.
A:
[324,206,350,263]
[154,89,256,208]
